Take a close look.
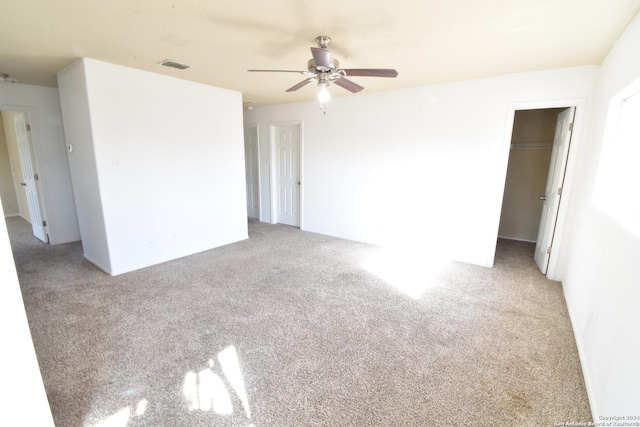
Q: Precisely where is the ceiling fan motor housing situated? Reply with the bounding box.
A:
[307,58,339,73]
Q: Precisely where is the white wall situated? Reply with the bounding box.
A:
[561,12,640,417]
[244,66,598,267]
[0,117,19,216]
[57,61,112,272]
[58,58,248,275]
[0,202,55,426]
[0,83,80,244]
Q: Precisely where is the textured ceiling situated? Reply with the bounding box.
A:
[1,0,639,106]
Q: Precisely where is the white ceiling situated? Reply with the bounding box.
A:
[1,0,639,106]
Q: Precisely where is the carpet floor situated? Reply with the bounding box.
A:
[7,217,592,426]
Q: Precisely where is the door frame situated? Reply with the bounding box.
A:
[14,112,47,242]
[497,98,587,280]
[243,123,261,220]
[268,120,304,228]
[0,106,49,241]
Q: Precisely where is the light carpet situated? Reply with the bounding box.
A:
[7,217,592,426]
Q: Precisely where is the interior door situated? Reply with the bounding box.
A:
[244,125,260,219]
[274,124,300,227]
[14,113,47,242]
[534,107,575,273]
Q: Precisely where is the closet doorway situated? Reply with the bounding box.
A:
[498,107,575,274]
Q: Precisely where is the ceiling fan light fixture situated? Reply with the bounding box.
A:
[317,72,331,103]
[318,85,331,103]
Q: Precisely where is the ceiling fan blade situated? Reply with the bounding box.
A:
[285,78,315,92]
[311,47,331,69]
[247,69,306,73]
[341,69,399,78]
[333,78,364,93]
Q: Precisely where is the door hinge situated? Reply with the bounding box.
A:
[568,122,574,132]
[546,246,552,255]
[42,220,47,227]
[557,187,562,196]
[26,124,31,131]
[34,173,39,180]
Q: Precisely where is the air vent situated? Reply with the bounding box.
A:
[158,60,191,70]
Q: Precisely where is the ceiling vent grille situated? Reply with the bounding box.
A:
[158,60,191,70]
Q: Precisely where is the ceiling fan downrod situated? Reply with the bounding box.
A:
[316,36,331,49]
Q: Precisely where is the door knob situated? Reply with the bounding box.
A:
[539,196,546,201]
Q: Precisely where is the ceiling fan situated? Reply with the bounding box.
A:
[248,36,398,99]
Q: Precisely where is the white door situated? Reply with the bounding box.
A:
[534,107,575,273]
[244,126,260,219]
[274,124,300,227]
[14,113,47,242]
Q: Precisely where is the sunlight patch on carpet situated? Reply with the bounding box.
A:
[183,345,251,419]
[218,345,252,418]
[362,247,450,299]
[92,407,130,427]
[135,398,148,416]
[91,397,149,427]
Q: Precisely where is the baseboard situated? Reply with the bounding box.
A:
[300,226,377,246]
[562,283,597,422]
[108,235,250,276]
[3,213,21,218]
[303,227,493,268]
[49,237,81,245]
[83,254,113,276]
[497,235,537,243]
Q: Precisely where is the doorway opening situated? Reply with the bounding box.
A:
[0,109,48,243]
[498,106,576,275]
